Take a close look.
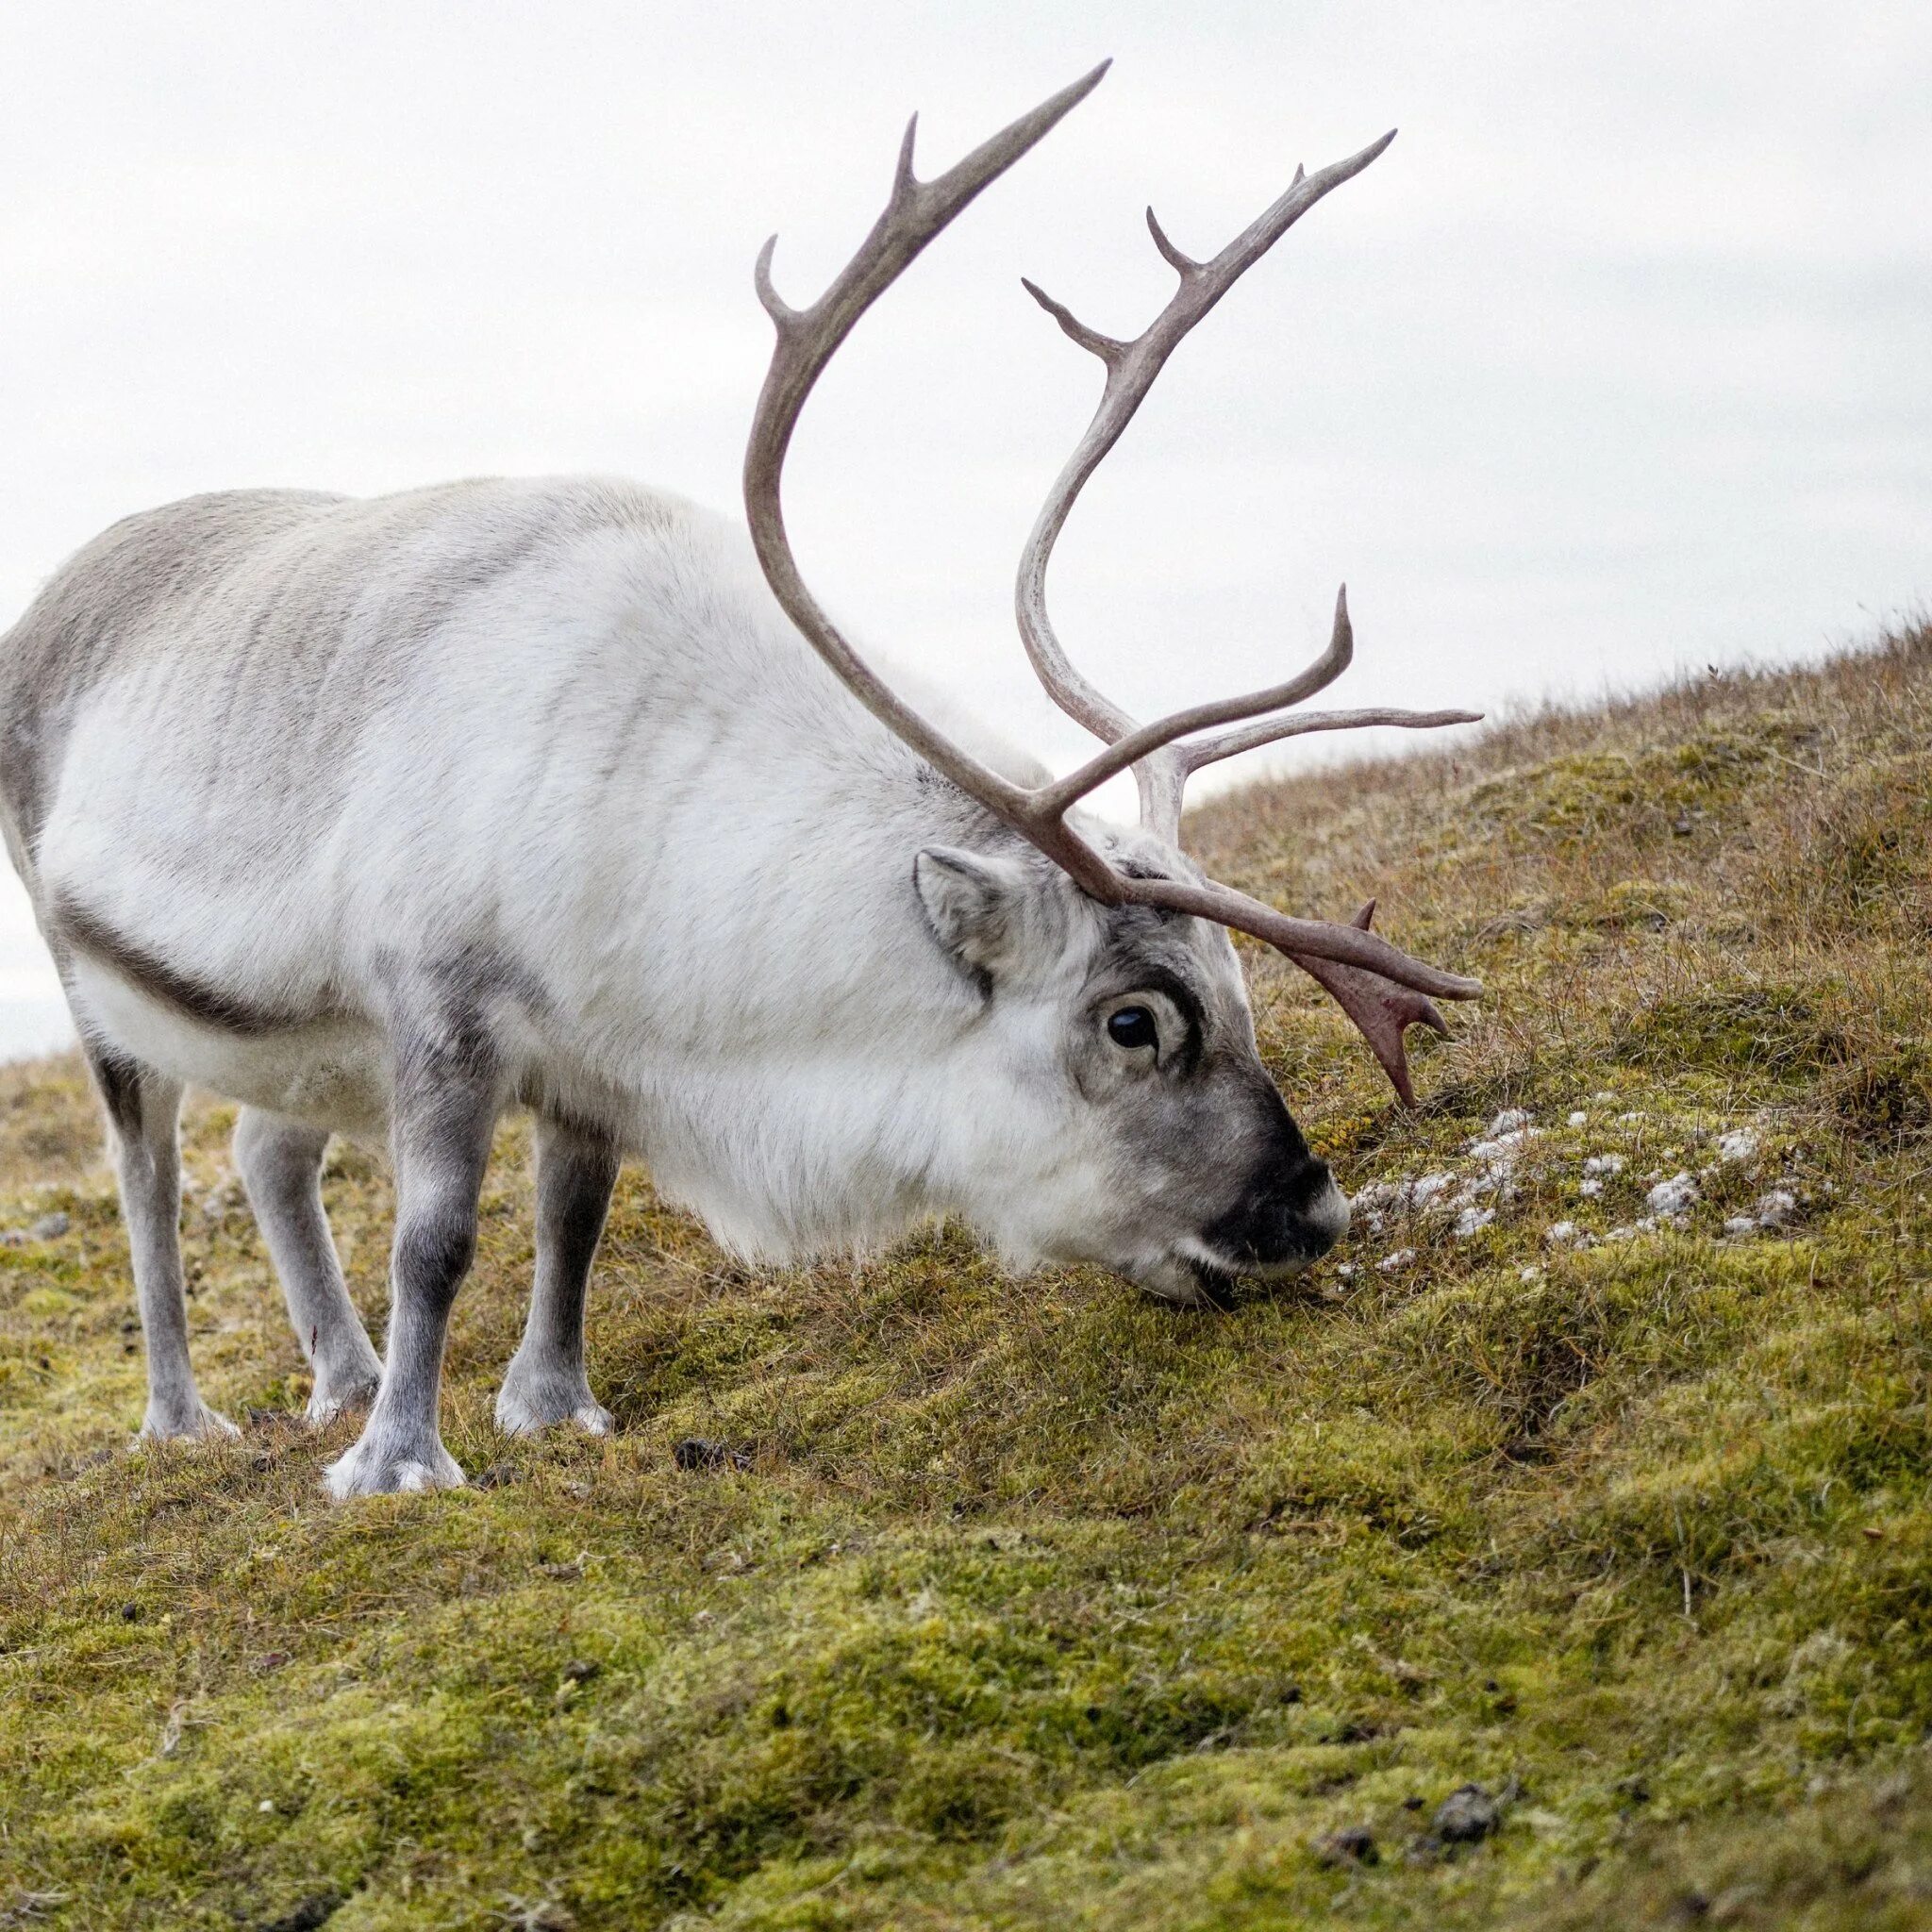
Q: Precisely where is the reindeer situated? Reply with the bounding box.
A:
[0,63,1479,1497]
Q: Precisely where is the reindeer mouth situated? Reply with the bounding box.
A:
[1184,1252,1241,1302]
[1170,1234,1330,1307]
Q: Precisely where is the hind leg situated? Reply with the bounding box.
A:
[88,1044,238,1441]
[233,1108,383,1424]
[495,1115,619,1436]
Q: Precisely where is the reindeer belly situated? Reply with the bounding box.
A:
[64,950,391,1133]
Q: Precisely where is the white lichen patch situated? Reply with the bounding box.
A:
[1578,1151,1626,1200]
[1728,1188,1798,1238]
[1646,1173,1698,1221]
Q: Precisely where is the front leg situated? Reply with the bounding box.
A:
[324,1033,499,1500]
[496,1115,619,1436]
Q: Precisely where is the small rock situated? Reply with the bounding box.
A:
[1433,1782,1503,1843]
[1583,1155,1625,1177]
[1376,1249,1416,1273]
[27,1211,69,1241]
[1567,1110,1588,1127]
[1315,1824,1379,1866]
[1452,1207,1494,1238]
[1755,1188,1797,1227]
[673,1437,752,1473]
[559,1657,600,1684]
[258,1894,344,1932]
[1487,1108,1532,1136]
[0,1228,27,1248]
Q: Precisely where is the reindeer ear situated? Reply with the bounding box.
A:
[914,846,1033,981]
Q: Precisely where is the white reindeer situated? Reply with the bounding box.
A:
[0,64,1478,1497]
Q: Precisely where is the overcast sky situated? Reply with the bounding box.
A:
[0,2,1925,1053]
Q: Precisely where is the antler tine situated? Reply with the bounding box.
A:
[1179,704,1487,774]
[1037,581,1355,824]
[1133,705,1485,845]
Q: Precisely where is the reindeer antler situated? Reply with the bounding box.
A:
[745,63,1481,1101]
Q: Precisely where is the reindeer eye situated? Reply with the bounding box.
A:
[1107,1006,1159,1053]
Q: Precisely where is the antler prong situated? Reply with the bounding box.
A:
[752,235,797,327]
[1035,582,1354,817]
[743,75,1476,1103]
[1175,705,1487,775]
[1020,278,1125,363]
[892,114,921,199]
[1144,206,1200,277]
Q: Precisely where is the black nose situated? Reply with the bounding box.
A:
[1202,1152,1346,1267]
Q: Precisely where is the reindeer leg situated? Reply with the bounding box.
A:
[324,1024,499,1499]
[87,1044,239,1441]
[233,1108,382,1424]
[496,1114,619,1436]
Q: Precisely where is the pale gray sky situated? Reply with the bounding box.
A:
[0,2,1925,1054]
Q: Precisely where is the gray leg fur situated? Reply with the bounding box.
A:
[323,1033,500,1500]
[233,1108,382,1424]
[89,1045,238,1441]
[496,1115,619,1436]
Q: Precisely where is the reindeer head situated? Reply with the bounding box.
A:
[743,63,1482,1295]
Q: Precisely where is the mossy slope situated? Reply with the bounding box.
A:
[4,625,1932,1929]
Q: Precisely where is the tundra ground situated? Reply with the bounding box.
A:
[3,622,1931,1929]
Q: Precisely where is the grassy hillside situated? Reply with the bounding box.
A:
[4,623,1932,1930]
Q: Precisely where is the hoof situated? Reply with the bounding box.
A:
[138,1401,242,1444]
[305,1371,382,1427]
[495,1361,614,1439]
[323,1432,464,1500]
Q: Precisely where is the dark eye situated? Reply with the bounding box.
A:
[1107,1006,1158,1053]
